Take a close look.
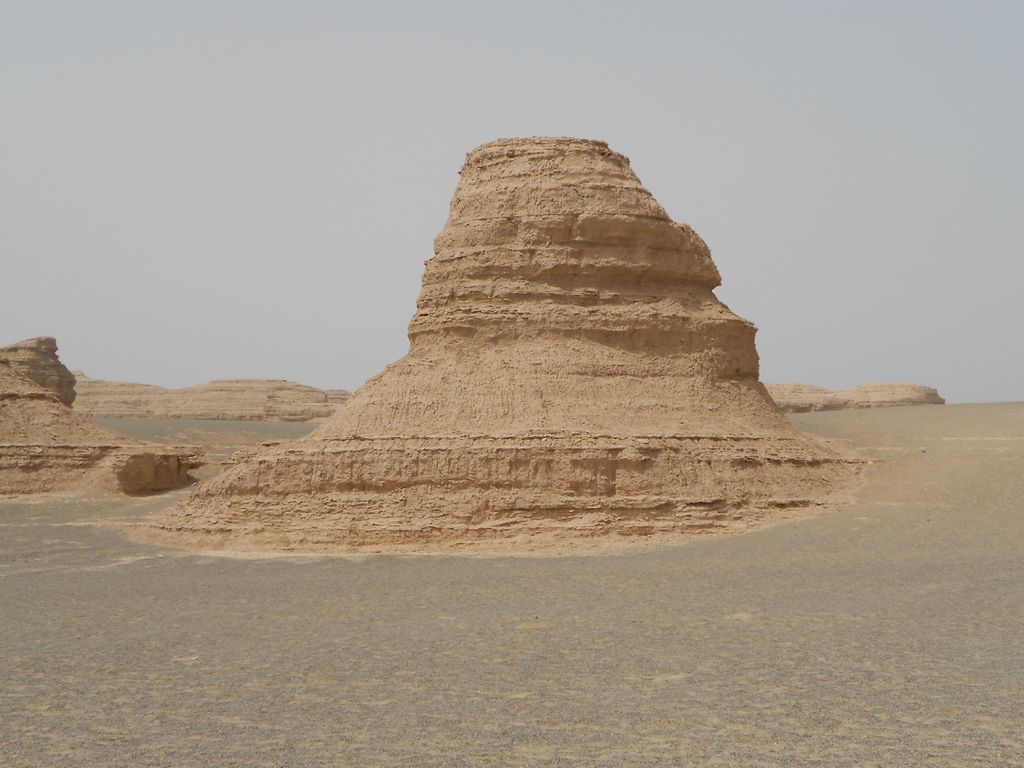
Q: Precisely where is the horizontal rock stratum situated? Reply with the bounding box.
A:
[0,337,77,407]
[73,375,350,421]
[0,361,200,495]
[767,383,946,413]
[155,137,857,552]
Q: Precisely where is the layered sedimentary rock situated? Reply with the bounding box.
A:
[842,383,946,408]
[73,375,350,421]
[0,337,77,406]
[0,362,200,495]
[157,137,855,552]
[767,383,945,413]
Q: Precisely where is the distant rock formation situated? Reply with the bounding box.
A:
[155,137,856,553]
[0,361,200,495]
[0,337,77,406]
[73,375,350,421]
[767,383,946,413]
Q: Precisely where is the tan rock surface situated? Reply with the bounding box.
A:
[73,374,350,421]
[155,137,857,552]
[768,383,946,413]
[0,362,200,495]
[0,337,77,406]
[841,383,946,408]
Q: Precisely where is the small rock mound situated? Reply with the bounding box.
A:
[73,375,349,421]
[0,361,200,495]
[0,337,77,406]
[767,383,945,413]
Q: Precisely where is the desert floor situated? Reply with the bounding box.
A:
[2,404,1022,766]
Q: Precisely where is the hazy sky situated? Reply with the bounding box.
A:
[2,1,1021,402]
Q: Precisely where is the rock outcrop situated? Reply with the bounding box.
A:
[0,361,200,495]
[767,383,946,413]
[155,137,856,553]
[73,375,350,421]
[0,337,77,406]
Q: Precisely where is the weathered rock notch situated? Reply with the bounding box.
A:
[0,361,200,495]
[157,137,855,552]
[0,337,77,406]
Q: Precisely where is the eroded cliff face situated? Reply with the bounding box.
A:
[73,375,349,421]
[156,137,856,553]
[0,337,77,406]
[767,383,945,413]
[0,361,200,495]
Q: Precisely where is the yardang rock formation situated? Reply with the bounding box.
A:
[74,375,350,421]
[0,360,200,495]
[157,137,855,552]
[0,337,77,406]
[767,383,945,413]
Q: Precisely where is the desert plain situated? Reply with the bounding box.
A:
[2,137,1020,767]
[1,402,1021,766]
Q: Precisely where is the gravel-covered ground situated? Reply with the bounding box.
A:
[2,404,1022,766]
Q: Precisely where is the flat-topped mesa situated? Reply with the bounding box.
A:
[71,373,168,418]
[73,375,350,421]
[174,380,350,421]
[0,337,77,406]
[842,383,945,408]
[768,383,946,413]
[157,137,856,553]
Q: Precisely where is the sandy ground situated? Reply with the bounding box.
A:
[1,404,1022,766]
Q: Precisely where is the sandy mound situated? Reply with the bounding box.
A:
[0,361,200,495]
[155,137,857,552]
[768,383,945,412]
[0,337,77,406]
[73,374,349,421]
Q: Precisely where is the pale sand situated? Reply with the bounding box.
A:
[1,404,1021,766]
